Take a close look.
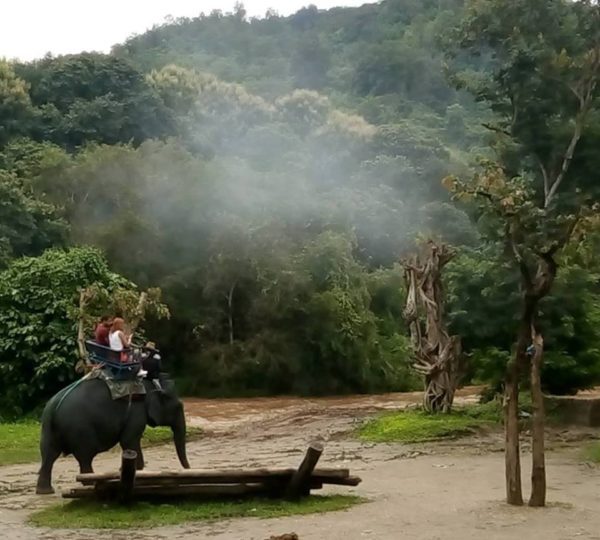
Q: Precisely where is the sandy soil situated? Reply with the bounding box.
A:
[1,387,599,540]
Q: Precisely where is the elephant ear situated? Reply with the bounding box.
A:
[145,390,164,427]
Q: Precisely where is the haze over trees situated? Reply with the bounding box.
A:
[0,0,599,439]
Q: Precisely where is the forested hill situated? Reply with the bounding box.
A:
[2,0,599,414]
[114,0,486,141]
[115,1,462,107]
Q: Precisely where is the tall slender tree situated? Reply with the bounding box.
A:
[446,0,600,506]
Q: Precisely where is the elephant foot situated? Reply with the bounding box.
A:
[36,485,55,495]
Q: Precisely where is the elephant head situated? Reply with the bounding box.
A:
[144,376,190,469]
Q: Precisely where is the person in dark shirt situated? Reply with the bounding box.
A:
[142,341,163,390]
[94,315,112,347]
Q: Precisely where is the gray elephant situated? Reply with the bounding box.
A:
[36,374,190,494]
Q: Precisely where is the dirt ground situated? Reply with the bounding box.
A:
[1,387,599,540]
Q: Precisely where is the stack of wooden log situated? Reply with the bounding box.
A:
[63,443,361,502]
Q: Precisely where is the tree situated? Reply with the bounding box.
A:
[0,61,35,148]
[290,35,331,89]
[446,0,600,507]
[403,241,462,412]
[15,53,176,148]
[0,170,66,268]
[446,245,600,396]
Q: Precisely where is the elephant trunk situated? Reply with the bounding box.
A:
[172,405,190,469]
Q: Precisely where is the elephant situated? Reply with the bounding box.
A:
[36,373,190,494]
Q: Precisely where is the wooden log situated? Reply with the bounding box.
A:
[82,474,360,496]
[285,442,324,500]
[63,486,96,499]
[64,475,361,501]
[313,475,362,487]
[77,467,349,485]
[120,450,137,503]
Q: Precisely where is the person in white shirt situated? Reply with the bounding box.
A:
[108,317,132,351]
[109,317,148,376]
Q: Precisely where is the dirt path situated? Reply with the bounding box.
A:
[1,388,599,540]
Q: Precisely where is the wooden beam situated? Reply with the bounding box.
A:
[77,467,349,485]
[83,473,360,491]
[285,442,324,500]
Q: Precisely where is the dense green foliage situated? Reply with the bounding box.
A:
[0,0,599,411]
[446,247,600,394]
[0,247,166,414]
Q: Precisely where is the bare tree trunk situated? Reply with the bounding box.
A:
[129,292,148,333]
[227,282,236,345]
[75,288,94,375]
[504,355,523,506]
[529,325,546,507]
[77,288,90,361]
[507,251,555,507]
[403,241,462,413]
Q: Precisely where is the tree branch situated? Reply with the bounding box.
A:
[482,122,512,137]
[535,155,551,200]
[545,54,598,208]
[509,232,533,289]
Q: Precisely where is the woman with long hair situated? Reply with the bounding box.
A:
[108,317,132,353]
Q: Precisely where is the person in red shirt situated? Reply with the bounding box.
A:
[94,315,112,347]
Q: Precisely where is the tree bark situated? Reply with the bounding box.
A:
[529,325,546,507]
[403,241,462,413]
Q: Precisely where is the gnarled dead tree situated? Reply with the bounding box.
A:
[403,241,462,413]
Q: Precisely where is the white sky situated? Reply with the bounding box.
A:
[1,1,371,61]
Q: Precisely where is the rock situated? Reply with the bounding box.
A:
[266,534,299,540]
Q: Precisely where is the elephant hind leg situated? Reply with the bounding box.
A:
[77,456,94,474]
[36,445,61,495]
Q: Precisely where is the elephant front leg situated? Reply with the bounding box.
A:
[78,456,94,474]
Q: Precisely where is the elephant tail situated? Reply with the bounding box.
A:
[38,402,62,473]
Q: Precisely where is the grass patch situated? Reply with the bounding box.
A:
[582,442,600,463]
[0,421,41,465]
[30,495,364,529]
[0,422,202,466]
[357,392,569,444]
[140,426,202,447]
[359,401,502,443]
